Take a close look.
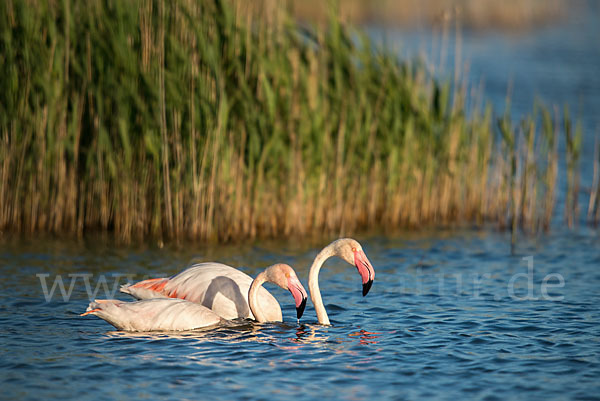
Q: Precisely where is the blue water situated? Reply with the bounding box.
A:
[1,229,599,400]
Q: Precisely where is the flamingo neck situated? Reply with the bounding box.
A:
[248,272,269,323]
[308,244,336,325]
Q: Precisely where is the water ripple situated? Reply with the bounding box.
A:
[1,229,600,400]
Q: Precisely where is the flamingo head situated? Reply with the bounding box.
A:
[333,238,375,296]
[266,263,308,319]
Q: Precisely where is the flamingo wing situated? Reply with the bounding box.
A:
[121,262,282,321]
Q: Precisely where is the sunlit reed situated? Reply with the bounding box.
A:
[0,0,588,243]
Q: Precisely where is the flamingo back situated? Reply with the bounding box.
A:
[121,262,283,321]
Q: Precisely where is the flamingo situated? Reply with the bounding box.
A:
[307,238,375,325]
[80,298,222,331]
[121,262,283,321]
[122,238,374,325]
[81,263,308,331]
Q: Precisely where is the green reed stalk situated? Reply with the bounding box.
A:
[563,107,582,228]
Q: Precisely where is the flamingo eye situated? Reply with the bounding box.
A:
[285,273,290,278]
[351,247,357,253]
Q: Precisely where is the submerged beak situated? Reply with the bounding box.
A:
[362,280,373,297]
[296,297,307,320]
[287,276,308,320]
[354,250,375,296]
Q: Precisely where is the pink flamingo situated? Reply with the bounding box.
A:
[81,263,307,331]
[122,238,374,325]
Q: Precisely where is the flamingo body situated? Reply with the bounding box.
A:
[121,263,282,321]
[81,298,222,331]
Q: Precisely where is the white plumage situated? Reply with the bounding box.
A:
[81,299,222,331]
[120,262,282,321]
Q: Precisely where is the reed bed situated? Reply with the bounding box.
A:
[0,0,588,243]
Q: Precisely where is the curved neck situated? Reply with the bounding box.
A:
[248,272,268,323]
[308,245,336,325]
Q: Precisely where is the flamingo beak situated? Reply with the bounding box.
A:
[287,276,308,320]
[296,297,307,320]
[363,279,373,297]
[354,250,375,296]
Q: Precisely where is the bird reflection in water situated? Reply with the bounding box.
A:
[349,329,380,345]
[290,324,328,345]
[103,321,380,349]
[291,325,380,346]
[103,318,262,343]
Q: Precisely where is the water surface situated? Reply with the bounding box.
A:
[1,229,599,400]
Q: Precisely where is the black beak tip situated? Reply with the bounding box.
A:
[362,280,373,297]
[296,297,307,319]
